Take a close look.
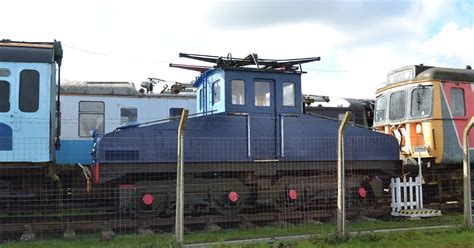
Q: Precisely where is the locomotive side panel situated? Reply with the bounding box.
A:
[439,81,474,164]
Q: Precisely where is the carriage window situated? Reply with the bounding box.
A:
[255,81,270,106]
[0,68,10,77]
[374,95,387,123]
[450,88,465,116]
[169,108,184,119]
[212,80,221,105]
[282,82,295,106]
[0,81,10,112]
[19,70,39,112]
[120,108,137,125]
[338,112,355,124]
[389,91,406,120]
[231,80,245,105]
[79,101,104,137]
[411,86,433,118]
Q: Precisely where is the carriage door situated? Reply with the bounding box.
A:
[12,63,52,162]
[0,63,15,156]
[251,79,277,159]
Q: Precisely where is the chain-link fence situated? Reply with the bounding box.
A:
[0,116,472,245]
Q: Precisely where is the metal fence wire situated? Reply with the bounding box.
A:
[0,116,472,243]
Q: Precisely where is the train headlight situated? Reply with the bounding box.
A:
[415,123,423,134]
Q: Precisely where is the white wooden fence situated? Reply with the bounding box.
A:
[390,176,423,216]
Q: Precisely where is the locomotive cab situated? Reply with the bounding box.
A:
[373,65,474,165]
[195,68,303,116]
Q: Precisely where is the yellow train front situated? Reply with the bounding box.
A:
[373,64,474,200]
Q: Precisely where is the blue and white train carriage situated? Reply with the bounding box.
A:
[0,40,62,209]
[56,80,196,165]
[0,40,62,163]
[0,40,196,210]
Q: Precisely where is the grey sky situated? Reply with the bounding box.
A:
[207,1,412,30]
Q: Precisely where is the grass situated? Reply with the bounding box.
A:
[347,213,463,231]
[299,227,474,248]
[0,213,468,248]
[4,227,474,248]
[0,233,176,248]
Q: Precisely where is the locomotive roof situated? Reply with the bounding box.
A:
[415,67,474,82]
[378,65,474,93]
[60,80,195,98]
[0,39,62,64]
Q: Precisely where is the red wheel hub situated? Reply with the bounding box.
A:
[228,191,239,202]
[358,187,367,198]
[288,189,298,200]
[142,194,154,205]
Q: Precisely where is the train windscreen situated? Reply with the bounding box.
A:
[388,91,407,121]
[374,95,387,124]
[410,86,433,118]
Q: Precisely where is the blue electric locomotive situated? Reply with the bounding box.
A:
[96,53,400,215]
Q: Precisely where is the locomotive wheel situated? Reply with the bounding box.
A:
[274,177,304,212]
[209,178,249,216]
[346,174,384,208]
[131,181,169,218]
[275,176,337,212]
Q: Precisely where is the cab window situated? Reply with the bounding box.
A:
[374,95,386,123]
[19,70,39,112]
[411,86,433,118]
[199,88,205,110]
[212,80,221,105]
[450,88,465,116]
[0,68,10,77]
[231,80,245,105]
[389,91,406,120]
[0,81,9,112]
[282,82,295,106]
[255,81,270,106]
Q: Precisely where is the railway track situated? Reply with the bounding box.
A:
[0,207,384,238]
[1,200,461,241]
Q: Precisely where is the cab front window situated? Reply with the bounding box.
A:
[389,91,406,121]
[374,95,387,123]
[411,85,433,118]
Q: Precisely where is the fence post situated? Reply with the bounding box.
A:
[463,117,474,229]
[175,109,189,244]
[337,111,351,238]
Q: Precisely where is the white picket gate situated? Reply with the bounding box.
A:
[390,176,441,217]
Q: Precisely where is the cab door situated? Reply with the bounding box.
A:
[0,63,15,154]
[251,79,277,159]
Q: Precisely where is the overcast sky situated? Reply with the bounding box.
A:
[2,0,473,98]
